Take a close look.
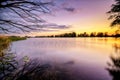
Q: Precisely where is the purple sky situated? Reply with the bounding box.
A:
[30,0,115,36]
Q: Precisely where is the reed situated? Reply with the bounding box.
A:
[0,36,11,57]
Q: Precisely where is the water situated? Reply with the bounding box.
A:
[11,38,120,80]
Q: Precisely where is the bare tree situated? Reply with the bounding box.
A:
[0,0,54,33]
[108,0,120,29]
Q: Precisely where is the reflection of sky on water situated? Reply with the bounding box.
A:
[11,38,120,80]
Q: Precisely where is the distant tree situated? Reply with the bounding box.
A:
[78,32,89,37]
[78,33,83,37]
[114,30,120,37]
[104,32,109,37]
[108,0,120,29]
[90,32,96,37]
[54,32,76,37]
[0,0,53,33]
[70,32,76,37]
[96,32,104,37]
[83,32,89,37]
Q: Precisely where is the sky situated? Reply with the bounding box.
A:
[29,0,116,36]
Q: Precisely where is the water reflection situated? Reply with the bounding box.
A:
[107,43,120,80]
[0,38,75,80]
[0,50,75,80]
[11,38,120,80]
[113,43,120,53]
[0,51,18,80]
[15,59,75,80]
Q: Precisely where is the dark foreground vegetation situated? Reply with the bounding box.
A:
[106,43,120,80]
[34,32,120,38]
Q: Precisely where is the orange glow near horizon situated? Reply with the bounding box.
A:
[29,27,116,36]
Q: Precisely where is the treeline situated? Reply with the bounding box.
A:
[54,32,76,37]
[78,32,120,37]
[35,32,120,38]
[35,32,76,38]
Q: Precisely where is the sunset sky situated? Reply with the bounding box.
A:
[29,0,116,36]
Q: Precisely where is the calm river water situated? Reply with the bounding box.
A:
[11,38,120,80]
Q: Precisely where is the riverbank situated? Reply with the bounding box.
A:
[8,36,27,41]
[0,36,26,55]
[0,36,26,42]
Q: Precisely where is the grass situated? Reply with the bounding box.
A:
[0,36,26,56]
[0,36,10,56]
[8,36,26,41]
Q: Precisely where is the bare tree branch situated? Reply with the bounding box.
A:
[0,0,54,33]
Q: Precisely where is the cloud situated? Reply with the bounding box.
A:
[55,25,70,29]
[53,0,77,13]
[45,23,70,29]
[28,23,71,32]
[63,7,75,12]
[37,28,59,32]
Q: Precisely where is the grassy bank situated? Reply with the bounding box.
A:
[8,36,27,41]
[0,36,10,55]
[0,36,26,56]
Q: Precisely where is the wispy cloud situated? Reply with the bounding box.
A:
[52,0,78,13]
[28,23,71,32]
[44,23,70,29]
[63,7,75,12]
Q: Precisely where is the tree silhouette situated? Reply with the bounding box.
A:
[0,0,53,33]
[108,0,120,28]
[96,32,104,37]
[106,44,120,80]
[90,32,96,37]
